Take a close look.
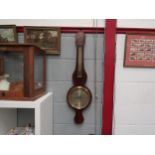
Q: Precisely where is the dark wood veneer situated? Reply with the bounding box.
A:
[67,31,92,124]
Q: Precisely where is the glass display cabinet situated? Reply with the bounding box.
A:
[0,44,46,100]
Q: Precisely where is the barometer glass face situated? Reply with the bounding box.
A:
[68,86,91,110]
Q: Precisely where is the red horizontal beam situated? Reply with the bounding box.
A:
[17,26,104,33]
[17,26,155,34]
[117,28,155,34]
[61,27,104,33]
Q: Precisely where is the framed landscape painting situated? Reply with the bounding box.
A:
[24,26,61,55]
[0,25,17,43]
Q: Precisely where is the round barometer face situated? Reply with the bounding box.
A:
[67,86,91,110]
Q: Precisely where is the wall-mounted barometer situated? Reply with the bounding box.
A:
[67,31,92,124]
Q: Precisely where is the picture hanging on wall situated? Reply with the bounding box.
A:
[0,25,17,43]
[124,34,155,67]
[24,26,61,55]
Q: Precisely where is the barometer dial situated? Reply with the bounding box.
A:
[67,86,91,110]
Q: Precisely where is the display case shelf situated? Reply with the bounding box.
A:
[0,92,53,135]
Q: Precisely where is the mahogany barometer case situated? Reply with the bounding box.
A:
[0,44,46,100]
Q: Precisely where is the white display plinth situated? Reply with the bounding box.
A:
[0,92,53,135]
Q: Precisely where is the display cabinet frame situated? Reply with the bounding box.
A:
[0,44,46,100]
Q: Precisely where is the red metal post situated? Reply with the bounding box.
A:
[102,19,117,135]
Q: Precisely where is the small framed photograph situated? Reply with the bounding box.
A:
[24,26,61,55]
[124,34,155,68]
[0,25,17,43]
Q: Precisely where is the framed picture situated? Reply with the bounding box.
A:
[0,25,17,43]
[124,34,155,67]
[24,26,61,55]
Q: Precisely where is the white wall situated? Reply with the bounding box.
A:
[3,19,155,28]
[113,19,155,135]
[0,19,105,27]
[117,19,155,28]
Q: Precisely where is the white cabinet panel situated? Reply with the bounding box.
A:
[0,93,53,135]
[0,109,17,135]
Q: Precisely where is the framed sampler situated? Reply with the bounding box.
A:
[24,26,61,55]
[124,34,155,67]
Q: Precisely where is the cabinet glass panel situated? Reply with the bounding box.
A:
[0,51,24,97]
[34,52,43,90]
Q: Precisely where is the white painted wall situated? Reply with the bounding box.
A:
[117,19,155,28]
[113,19,155,135]
[0,19,105,27]
[2,19,155,28]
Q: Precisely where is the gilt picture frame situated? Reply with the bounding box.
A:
[0,25,17,43]
[24,26,61,55]
[124,33,155,68]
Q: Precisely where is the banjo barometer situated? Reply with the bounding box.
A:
[67,31,92,124]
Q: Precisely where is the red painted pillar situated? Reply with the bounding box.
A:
[102,19,117,135]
